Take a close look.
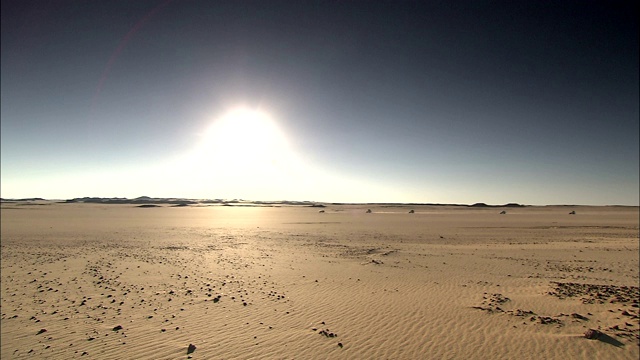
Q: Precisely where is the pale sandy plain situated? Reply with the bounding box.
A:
[1,202,638,359]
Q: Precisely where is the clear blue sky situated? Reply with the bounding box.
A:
[1,0,638,205]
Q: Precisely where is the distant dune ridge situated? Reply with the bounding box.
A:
[3,196,530,207]
[2,197,634,208]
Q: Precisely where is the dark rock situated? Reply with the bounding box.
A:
[187,344,196,354]
[584,329,602,339]
[112,325,123,331]
[571,313,588,320]
[37,329,47,335]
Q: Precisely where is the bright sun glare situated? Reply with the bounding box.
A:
[196,108,291,175]
[159,106,404,201]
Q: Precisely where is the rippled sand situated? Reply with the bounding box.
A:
[1,203,638,359]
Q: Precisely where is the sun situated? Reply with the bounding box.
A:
[180,106,335,200]
[171,106,402,201]
[196,107,290,174]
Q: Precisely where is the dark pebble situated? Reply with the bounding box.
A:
[584,329,602,340]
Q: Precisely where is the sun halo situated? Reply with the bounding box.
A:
[197,108,291,173]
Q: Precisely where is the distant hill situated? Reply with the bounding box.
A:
[469,202,526,208]
[0,197,46,202]
[1,197,530,207]
[64,197,199,205]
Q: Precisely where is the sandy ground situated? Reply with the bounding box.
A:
[1,202,638,359]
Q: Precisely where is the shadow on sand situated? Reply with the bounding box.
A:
[591,333,625,347]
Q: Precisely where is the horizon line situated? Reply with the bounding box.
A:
[1,196,638,208]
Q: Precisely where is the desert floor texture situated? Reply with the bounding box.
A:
[1,202,638,359]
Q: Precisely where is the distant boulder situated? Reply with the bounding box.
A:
[500,210,507,214]
[409,210,415,214]
[318,210,325,213]
[366,209,372,213]
[569,210,576,215]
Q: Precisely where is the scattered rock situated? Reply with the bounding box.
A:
[571,313,588,320]
[187,344,196,354]
[319,329,337,337]
[549,282,639,304]
[584,329,602,340]
[37,329,47,335]
[112,325,123,331]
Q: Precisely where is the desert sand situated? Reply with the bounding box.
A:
[1,202,638,359]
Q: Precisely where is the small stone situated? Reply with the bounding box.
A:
[571,313,588,320]
[187,344,196,354]
[112,325,123,331]
[338,342,343,348]
[584,329,602,339]
[37,329,47,335]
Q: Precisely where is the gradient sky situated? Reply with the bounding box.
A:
[1,0,638,205]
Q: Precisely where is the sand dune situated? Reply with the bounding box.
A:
[1,203,638,359]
